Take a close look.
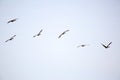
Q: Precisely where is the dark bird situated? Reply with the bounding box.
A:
[5,35,16,42]
[77,44,89,48]
[101,42,112,49]
[58,30,69,38]
[7,18,18,23]
[33,29,43,37]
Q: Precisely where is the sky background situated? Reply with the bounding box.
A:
[0,0,120,80]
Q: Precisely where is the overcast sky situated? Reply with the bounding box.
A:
[0,0,120,80]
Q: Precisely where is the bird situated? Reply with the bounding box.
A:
[58,30,69,38]
[7,18,18,23]
[101,42,112,49]
[5,35,16,42]
[33,29,43,37]
[77,44,89,48]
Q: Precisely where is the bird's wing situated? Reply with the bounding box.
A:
[58,30,69,38]
[58,33,64,38]
[7,18,18,23]
[38,29,43,34]
[101,43,107,48]
[12,35,16,38]
[33,35,37,37]
[12,18,18,21]
[58,34,62,38]
[77,45,81,48]
[64,30,69,33]
[5,39,9,42]
[7,20,11,23]
[107,42,112,46]
[33,30,42,37]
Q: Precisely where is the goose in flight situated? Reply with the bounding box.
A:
[77,44,89,48]
[33,29,43,37]
[7,18,18,23]
[58,30,69,38]
[101,42,112,49]
[5,35,16,42]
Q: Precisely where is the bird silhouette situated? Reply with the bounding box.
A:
[33,29,43,37]
[7,18,18,23]
[77,44,89,48]
[58,30,69,38]
[5,35,16,42]
[101,42,112,49]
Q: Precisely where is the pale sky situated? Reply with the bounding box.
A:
[0,0,120,80]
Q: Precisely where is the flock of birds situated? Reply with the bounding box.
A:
[4,18,112,49]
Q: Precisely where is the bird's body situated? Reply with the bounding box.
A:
[33,29,43,37]
[101,42,112,49]
[7,18,18,23]
[58,30,69,38]
[5,35,16,42]
[77,44,89,48]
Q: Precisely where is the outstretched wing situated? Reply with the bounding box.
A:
[7,20,11,23]
[5,39,9,42]
[38,29,43,35]
[5,35,16,42]
[7,18,18,23]
[64,30,69,33]
[58,30,69,38]
[12,35,16,38]
[77,44,89,48]
[58,33,64,38]
[33,35,37,37]
[101,43,107,48]
[107,42,112,47]
[33,29,43,37]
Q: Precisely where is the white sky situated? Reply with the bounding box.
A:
[0,0,120,80]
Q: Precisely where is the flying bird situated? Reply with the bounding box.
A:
[101,42,112,49]
[58,30,69,38]
[7,18,18,23]
[33,29,43,37]
[77,44,89,48]
[5,35,16,42]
